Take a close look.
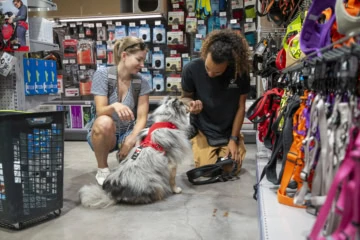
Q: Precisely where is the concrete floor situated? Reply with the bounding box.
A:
[0,142,259,240]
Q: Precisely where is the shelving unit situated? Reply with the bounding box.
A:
[28,0,57,12]
[256,155,316,239]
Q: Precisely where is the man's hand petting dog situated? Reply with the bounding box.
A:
[187,100,203,114]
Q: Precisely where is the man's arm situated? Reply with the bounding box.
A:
[230,94,247,138]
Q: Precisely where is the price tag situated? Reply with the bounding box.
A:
[246,18,253,23]
[172,24,179,30]
[106,21,112,25]
[115,21,122,26]
[80,65,86,70]
[96,41,102,45]
[173,3,179,8]
[230,19,237,24]
[65,35,71,40]
[154,47,160,52]
[79,33,85,38]
[88,23,95,28]
[96,23,102,27]
[85,101,92,105]
[170,50,177,55]
[76,22,82,25]
[155,20,161,26]
[69,59,76,64]
[70,23,76,28]
[220,12,226,17]
[196,34,202,38]
[96,60,103,64]
[140,20,146,25]
[141,68,148,72]
[182,53,189,58]
[189,12,195,17]
[129,22,136,27]
[250,73,253,77]
[249,46,253,50]
[198,20,204,25]
[250,77,256,86]
[62,59,69,64]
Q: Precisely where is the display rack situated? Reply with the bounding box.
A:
[28,0,57,12]
[256,155,316,240]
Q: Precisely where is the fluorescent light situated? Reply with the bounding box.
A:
[58,14,163,23]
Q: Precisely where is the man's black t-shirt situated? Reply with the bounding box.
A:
[181,58,250,146]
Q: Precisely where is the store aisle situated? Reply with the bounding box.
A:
[0,142,259,240]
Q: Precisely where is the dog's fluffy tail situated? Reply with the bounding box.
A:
[79,184,116,209]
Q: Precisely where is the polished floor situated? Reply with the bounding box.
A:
[0,142,259,240]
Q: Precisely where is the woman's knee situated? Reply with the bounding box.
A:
[92,116,115,137]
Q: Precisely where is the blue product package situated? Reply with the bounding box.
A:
[182,57,191,67]
[152,52,164,69]
[194,38,203,52]
[197,24,207,38]
[50,60,58,94]
[34,59,45,95]
[23,58,36,96]
[152,25,166,44]
[128,26,140,38]
[245,32,256,46]
[140,72,153,89]
[139,25,151,42]
[153,74,164,92]
[115,25,127,40]
[211,0,220,14]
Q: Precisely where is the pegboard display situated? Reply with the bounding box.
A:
[0,67,19,110]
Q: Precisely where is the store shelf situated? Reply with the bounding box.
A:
[256,157,316,240]
[28,0,57,11]
[30,39,59,52]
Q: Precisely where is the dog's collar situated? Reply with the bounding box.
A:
[140,122,178,152]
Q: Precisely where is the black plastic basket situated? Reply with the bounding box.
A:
[0,111,64,229]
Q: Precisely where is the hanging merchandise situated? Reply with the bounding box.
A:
[114,25,127,40]
[285,33,305,67]
[139,24,151,42]
[96,26,107,41]
[195,0,212,19]
[186,0,196,12]
[300,0,336,56]
[152,25,166,44]
[128,25,140,38]
[153,74,165,92]
[335,0,360,36]
[77,40,95,65]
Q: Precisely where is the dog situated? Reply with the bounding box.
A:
[79,97,192,208]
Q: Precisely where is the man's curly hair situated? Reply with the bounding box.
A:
[201,29,250,78]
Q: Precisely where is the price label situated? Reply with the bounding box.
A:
[69,59,76,64]
[79,33,85,38]
[189,12,195,17]
[155,20,161,26]
[96,41,102,45]
[220,12,227,17]
[70,23,76,28]
[106,21,112,25]
[249,46,253,50]
[76,22,82,25]
[83,23,89,27]
[141,68,148,72]
[115,21,122,26]
[250,73,253,77]
[80,65,86,70]
[62,59,69,64]
[182,53,189,58]
[173,3,179,8]
[172,24,179,30]
[230,19,237,24]
[96,23,102,28]
[96,60,103,64]
[170,50,177,55]
[140,20,146,25]
[88,23,95,28]
[154,47,160,52]
[246,18,253,23]
[196,34,202,38]
[65,35,71,40]
[85,101,92,105]
[129,22,136,27]
[198,20,204,25]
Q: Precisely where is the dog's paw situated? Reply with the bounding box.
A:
[172,186,182,194]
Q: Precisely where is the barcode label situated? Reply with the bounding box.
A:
[76,22,82,25]
[88,23,95,28]
[96,60,103,64]
[80,65,86,70]
[142,68,148,72]
[65,35,71,40]
[62,59,69,64]
[154,47,160,52]
[230,19,237,24]
[140,20,146,25]
[115,21,122,26]
[173,3,179,8]
[129,22,136,27]
[182,53,189,58]
[170,50,177,55]
[246,18,253,23]
[96,23,102,27]
[70,23,76,28]
[198,20,204,25]
[220,12,226,16]
[172,25,179,30]
[155,21,161,25]
[106,21,112,25]
[79,33,85,38]
[69,59,76,64]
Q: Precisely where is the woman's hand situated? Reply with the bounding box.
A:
[118,136,136,161]
[112,102,134,121]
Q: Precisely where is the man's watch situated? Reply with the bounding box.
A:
[229,135,239,144]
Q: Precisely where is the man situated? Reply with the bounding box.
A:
[181,29,250,173]
[9,0,28,46]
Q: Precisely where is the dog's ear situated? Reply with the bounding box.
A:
[161,96,171,105]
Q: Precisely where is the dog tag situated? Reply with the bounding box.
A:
[131,147,143,160]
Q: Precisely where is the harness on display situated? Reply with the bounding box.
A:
[130,122,178,160]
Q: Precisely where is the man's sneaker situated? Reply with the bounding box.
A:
[95,168,110,186]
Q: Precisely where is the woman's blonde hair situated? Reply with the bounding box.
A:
[113,36,147,65]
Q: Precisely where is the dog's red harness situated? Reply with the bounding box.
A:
[140,122,178,152]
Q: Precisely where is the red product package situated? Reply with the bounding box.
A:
[63,39,78,58]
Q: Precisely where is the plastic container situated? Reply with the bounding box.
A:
[0,111,64,229]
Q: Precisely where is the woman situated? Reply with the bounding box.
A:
[88,36,151,185]
[10,0,28,46]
